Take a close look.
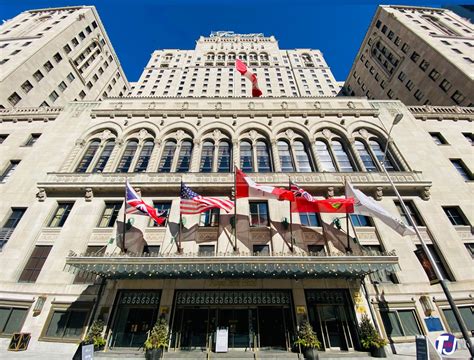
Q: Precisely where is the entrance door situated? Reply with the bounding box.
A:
[258,307,286,349]
[180,308,210,351]
[317,305,352,350]
[113,307,157,348]
[218,309,251,348]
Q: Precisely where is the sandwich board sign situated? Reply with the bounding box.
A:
[215,327,228,352]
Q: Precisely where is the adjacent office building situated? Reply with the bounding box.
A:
[0,5,473,360]
[343,5,474,107]
[0,6,130,108]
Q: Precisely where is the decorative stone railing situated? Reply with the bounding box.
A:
[408,105,474,121]
[0,106,63,122]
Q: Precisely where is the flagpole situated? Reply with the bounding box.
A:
[321,221,331,256]
[288,176,294,253]
[233,163,238,252]
[178,180,183,254]
[344,177,351,253]
[122,178,127,253]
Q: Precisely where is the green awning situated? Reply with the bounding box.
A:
[65,252,398,279]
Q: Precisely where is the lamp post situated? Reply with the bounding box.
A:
[379,113,473,357]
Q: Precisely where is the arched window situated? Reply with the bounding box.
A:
[369,139,397,171]
[176,140,193,172]
[332,140,355,172]
[134,140,154,172]
[278,141,294,172]
[240,141,253,172]
[293,140,313,172]
[158,141,176,173]
[315,140,336,172]
[200,141,214,173]
[355,140,377,172]
[217,141,231,173]
[256,140,272,172]
[93,140,115,173]
[76,140,100,172]
[117,140,138,173]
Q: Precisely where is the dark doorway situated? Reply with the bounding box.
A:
[179,308,210,350]
[112,307,157,348]
[258,307,286,349]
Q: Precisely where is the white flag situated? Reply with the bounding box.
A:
[346,182,416,236]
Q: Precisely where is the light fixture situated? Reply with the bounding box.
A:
[420,295,435,316]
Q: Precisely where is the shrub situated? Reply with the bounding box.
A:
[144,318,169,350]
[84,320,106,350]
[358,314,387,349]
[294,320,321,349]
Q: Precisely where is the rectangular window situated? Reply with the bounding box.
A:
[1,160,20,183]
[43,307,89,340]
[0,208,26,249]
[53,52,62,63]
[366,245,397,283]
[451,90,465,105]
[249,202,269,227]
[299,213,320,227]
[79,90,86,99]
[450,159,472,181]
[395,200,424,227]
[429,132,447,145]
[199,208,219,227]
[462,133,473,146]
[429,69,440,81]
[465,243,474,258]
[398,72,407,82]
[19,245,52,283]
[0,134,8,144]
[380,309,422,337]
[8,92,21,106]
[443,206,469,226]
[150,202,171,227]
[33,70,44,82]
[21,80,33,93]
[198,245,215,256]
[410,51,420,62]
[72,38,79,47]
[406,80,414,91]
[49,91,59,103]
[440,79,452,92]
[442,306,474,333]
[419,59,430,72]
[0,307,28,335]
[24,133,41,147]
[253,244,270,255]
[307,244,325,255]
[43,61,53,72]
[67,72,75,82]
[401,43,410,53]
[63,44,71,54]
[98,202,122,227]
[49,202,74,227]
[350,214,373,227]
[414,89,424,101]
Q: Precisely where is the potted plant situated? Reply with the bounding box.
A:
[358,314,387,358]
[294,320,321,360]
[83,319,106,351]
[144,317,169,360]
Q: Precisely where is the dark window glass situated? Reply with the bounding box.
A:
[355,140,377,171]
[24,133,41,147]
[316,140,336,172]
[217,141,231,173]
[307,244,325,255]
[410,52,420,62]
[199,208,219,227]
[19,245,52,283]
[293,140,312,172]
[44,309,88,339]
[416,244,454,281]
[253,244,270,255]
[198,245,215,256]
[450,159,472,181]
[176,141,192,172]
[0,307,28,335]
[443,206,468,226]
[430,132,447,145]
[278,141,294,172]
[200,141,214,173]
[93,140,114,172]
[117,140,138,173]
[419,59,430,71]
[395,201,424,227]
[332,140,355,172]
[150,202,171,227]
[465,243,474,258]
[76,140,99,172]
[158,141,176,173]
[49,202,74,227]
[462,133,474,146]
[350,214,372,227]
[369,139,398,171]
[249,202,269,227]
[0,208,26,249]
[98,202,122,227]
[134,140,154,172]
[440,79,452,92]
[380,310,422,337]
[0,134,8,144]
[240,141,253,172]
[443,307,474,332]
[300,213,320,227]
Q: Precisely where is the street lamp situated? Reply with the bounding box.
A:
[380,113,473,357]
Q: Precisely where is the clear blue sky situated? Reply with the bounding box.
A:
[0,0,467,82]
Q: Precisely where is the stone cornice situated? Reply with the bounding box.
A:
[0,106,63,122]
[408,105,474,121]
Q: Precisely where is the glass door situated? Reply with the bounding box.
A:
[112,307,158,348]
[317,305,353,350]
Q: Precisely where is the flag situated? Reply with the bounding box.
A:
[116,220,146,254]
[235,59,263,97]
[236,168,294,201]
[346,181,416,236]
[126,180,166,225]
[322,221,364,256]
[180,182,234,215]
[290,182,354,213]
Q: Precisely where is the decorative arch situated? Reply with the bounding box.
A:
[314,128,358,172]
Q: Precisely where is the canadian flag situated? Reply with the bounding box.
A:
[236,168,294,201]
[235,59,263,97]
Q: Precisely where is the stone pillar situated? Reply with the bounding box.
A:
[148,139,162,172]
[349,138,366,172]
[190,139,201,172]
[271,139,282,172]
[103,138,123,172]
[310,142,323,171]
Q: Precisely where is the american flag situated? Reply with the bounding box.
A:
[126,180,166,225]
[180,182,234,215]
[290,181,315,202]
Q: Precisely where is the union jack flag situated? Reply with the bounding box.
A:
[126,180,166,225]
[290,181,315,202]
[180,182,234,215]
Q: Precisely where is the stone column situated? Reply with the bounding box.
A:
[103,138,123,172]
[148,139,162,172]
[310,141,323,172]
[190,139,201,172]
[271,139,282,172]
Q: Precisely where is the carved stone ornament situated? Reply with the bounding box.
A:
[347,101,355,109]
[138,129,150,140]
[75,139,85,147]
[85,188,93,202]
[281,101,288,110]
[175,129,186,141]
[374,187,383,201]
[248,102,255,110]
[100,129,112,141]
[420,186,431,201]
[182,102,189,110]
[248,130,259,142]
[215,102,222,110]
[212,129,222,141]
[36,188,46,202]
[114,102,123,110]
[148,102,156,109]
[314,101,321,109]
[322,129,332,140]
[358,128,369,139]
[326,186,335,198]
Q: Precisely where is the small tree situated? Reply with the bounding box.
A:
[84,320,106,350]
[144,318,169,350]
[358,314,387,349]
[294,320,321,349]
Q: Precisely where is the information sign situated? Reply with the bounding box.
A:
[215,327,229,353]
[416,335,428,360]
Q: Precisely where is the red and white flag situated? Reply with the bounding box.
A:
[290,182,354,213]
[235,59,263,97]
[126,180,167,225]
[236,168,294,201]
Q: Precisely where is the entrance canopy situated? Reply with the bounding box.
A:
[65,252,398,279]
